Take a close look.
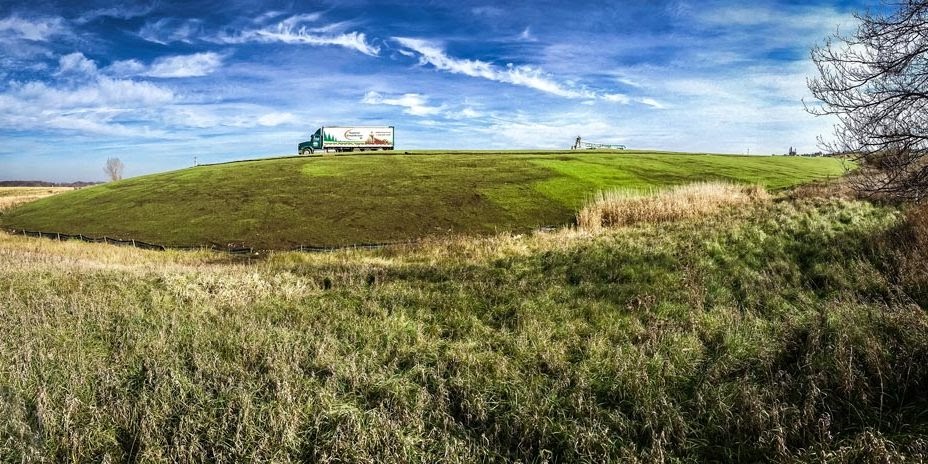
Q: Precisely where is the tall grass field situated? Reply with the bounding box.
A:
[2,177,927,461]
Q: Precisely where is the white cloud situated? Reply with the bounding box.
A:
[602,93,631,104]
[12,78,174,109]
[57,52,98,75]
[0,15,67,41]
[362,91,445,116]
[100,53,225,79]
[257,112,297,126]
[146,52,224,78]
[215,15,380,56]
[0,52,178,138]
[639,97,667,109]
[253,29,379,56]
[104,59,147,77]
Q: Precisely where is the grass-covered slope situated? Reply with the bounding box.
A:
[2,197,926,461]
[1,152,848,248]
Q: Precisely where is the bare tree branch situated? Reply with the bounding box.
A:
[104,158,125,182]
[808,1,928,202]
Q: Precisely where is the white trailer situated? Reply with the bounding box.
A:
[298,126,395,155]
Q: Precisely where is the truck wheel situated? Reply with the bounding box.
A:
[301,148,313,155]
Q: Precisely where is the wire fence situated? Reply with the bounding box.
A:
[3,227,417,255]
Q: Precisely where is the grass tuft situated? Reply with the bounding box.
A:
[577,181,769,230]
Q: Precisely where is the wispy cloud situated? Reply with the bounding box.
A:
[76,4,155,24]
[362,91,445,116]
[639,97,667,109]
[394,37,595,99]
[138,18,204,44]
[393,37,667,108]
[214,14,380,56]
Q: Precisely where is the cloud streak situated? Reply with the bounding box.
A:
[214,15,380,56]
[394,37,591,99]
[393,37,665,108]
[138,18,203,44]
[362,91,446,116]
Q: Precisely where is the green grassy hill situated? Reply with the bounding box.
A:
[0,151,848,249]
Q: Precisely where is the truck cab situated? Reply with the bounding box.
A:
[298,129,323,155]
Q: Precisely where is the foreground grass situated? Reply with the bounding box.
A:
[1,194,926,462]
[0,152,847,248]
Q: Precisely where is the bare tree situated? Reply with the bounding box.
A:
[104,157,124,182]
[807,1,928,202]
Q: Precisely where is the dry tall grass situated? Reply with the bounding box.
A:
[577,182,769,230]
[0,187,71,213]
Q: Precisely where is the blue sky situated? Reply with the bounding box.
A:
[0,0,877,181]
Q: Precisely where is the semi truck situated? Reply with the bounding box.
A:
[298,126,394,155]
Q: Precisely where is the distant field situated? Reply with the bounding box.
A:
[0,187,72,212]
[0,151,849,249]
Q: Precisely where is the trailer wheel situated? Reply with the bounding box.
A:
[301,148,313,155]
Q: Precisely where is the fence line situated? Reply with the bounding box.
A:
[3,227,418,255]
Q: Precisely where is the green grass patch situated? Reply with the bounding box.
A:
[1,152,848,248]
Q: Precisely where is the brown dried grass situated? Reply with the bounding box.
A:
[0,187,72,212]
[577,181,769,230]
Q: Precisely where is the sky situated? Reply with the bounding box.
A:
[0,0,880,181]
